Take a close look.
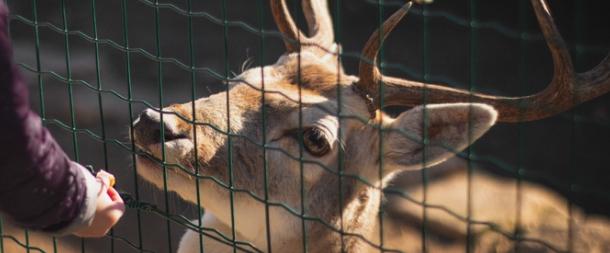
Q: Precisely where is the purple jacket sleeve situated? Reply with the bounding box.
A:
[0,3,93,233]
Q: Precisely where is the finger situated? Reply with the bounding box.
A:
[101,171,116,187]
[96,170,116,187]
[97,176,111,189]
[107,186,124,203]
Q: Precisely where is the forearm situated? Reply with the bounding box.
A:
[0,2,94,234]
[0,110,94,233]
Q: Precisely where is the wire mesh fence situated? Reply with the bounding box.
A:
[1,0,609,252]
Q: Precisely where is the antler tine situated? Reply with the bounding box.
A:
[531,0,574,82]
[271,0,305,52]
[302,0,334,50]
[356,0,610,122]
[271,0,335,53]
[357,2,413,101]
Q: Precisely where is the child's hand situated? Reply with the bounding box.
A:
[73,171,125,237]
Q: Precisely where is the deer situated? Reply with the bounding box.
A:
[131,0,610,252]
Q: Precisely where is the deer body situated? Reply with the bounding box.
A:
[131,0,610,252]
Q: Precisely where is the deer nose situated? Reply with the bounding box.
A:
[134,108,187,145]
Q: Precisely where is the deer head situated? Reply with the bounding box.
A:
[132,0,609,252]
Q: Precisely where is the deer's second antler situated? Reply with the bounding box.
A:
[356,0,610,122]
[271,0,335,54]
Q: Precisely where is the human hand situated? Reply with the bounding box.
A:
[73,170,125,237]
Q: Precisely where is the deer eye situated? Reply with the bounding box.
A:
[302,127,331,156]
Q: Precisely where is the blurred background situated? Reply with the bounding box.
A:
[2,0,609,252]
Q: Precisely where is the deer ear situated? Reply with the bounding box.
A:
[382,103,497,170]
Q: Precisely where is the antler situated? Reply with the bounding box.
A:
[356,0,610,122]
[270,0,335,53]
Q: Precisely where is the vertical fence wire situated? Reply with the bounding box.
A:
[257,0,273,251]
[25,227,30,253]
[334,0,346,251]
[185,0,205,252]
[566,69,576,251]
[466,0,478,252]
[375,1,386,252]
[151,0,174,251]
[515,0,525,251]
[120,0,145,251]
[58,1,84,252]
[290,0,308,250]
[88,0,115,251]
[514,0,530,251]
[568,1,586,251]
[420,3,431,252]
[258,0,273,251]
[219,0,239,251]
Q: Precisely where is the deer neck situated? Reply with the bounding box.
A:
[301,175,384,252]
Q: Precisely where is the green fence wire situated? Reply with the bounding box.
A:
[1,0,609,253]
